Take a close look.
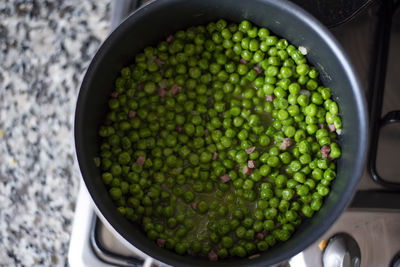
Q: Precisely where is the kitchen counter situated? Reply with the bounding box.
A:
[0,1,111,265]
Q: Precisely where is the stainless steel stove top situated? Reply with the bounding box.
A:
[69,1,400,266]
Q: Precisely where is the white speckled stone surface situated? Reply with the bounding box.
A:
[0,1,111,265]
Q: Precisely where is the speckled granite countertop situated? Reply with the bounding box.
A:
[0,1,111,265]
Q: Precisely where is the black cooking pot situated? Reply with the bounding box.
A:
[74,0,368,266]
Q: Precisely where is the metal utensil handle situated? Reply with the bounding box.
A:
[367,0,400,191]
[369,110,400,190]
[90,216,145,267]
[110,0,140,31]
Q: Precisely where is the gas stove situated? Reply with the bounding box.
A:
[68,0,400,266]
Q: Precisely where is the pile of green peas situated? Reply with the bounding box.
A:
[97,19,342,261]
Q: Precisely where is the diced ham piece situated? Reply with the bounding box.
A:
[111,91,118,98]
[245,146,256,154]
[136,155,146,166]
[204,129,210,136]
[170,84,181,95]
[279,138,292,150]
[154,57,165,67]
[256,232,265,240]
[166,35,175,43]
[212,152,218,161]
[329,124,336,132]
[318,123,326,129]
[156,239,166,248]
[220,174,230,183]
[248,160,256,169]
[128,110,136,118]
[253,65,262,74]
[158,87,167,98]
[191,202,197,210]
[240,58,248,64]
[208,250,218,261]
[266,94,275,102]
[243,165,253,175]
[321,145,331,159]
[177,125,184,133]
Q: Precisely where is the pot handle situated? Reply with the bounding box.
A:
[143,257,155,267]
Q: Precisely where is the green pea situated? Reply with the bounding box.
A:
[233,245,247,258]
[183,191,194,203]
[333,116,342,130]
[287,105,299,117]
[306,79,318,90]
[299,154,312,165]
[248,39,259,52]
[257,241,269,251]
[282,188,294,201]
[283,126,295,138]
[317,158,329,169]
[329,101,339,115]
[267,156,280,167]
[321,87,331,100]
[236,150,248,163]
[312,168,323,180]
[290,160,302,172]
[317,184,330,196]
[109,187,122,200]
[305,124,317,135]
[330,145,341,158]
[264,207,278,220]
[196,201,208,214]
[102,173,113,185]
[297,94,310,107]
[296,184,310,196]
[275,174,287,188]
[260,188,273,200]
[293,172,305,183]
[248,114,260,126]
[301,205,314,218]
[243,179,254,190]
[298,140,311,154]
[304,103,318,116]
[265,35,278,46]
[311,198,323,211]
[237,129,249,140]
[296,64,309,75]
[280,66,293,78]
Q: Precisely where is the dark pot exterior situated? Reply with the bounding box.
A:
[75,0,368,266]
